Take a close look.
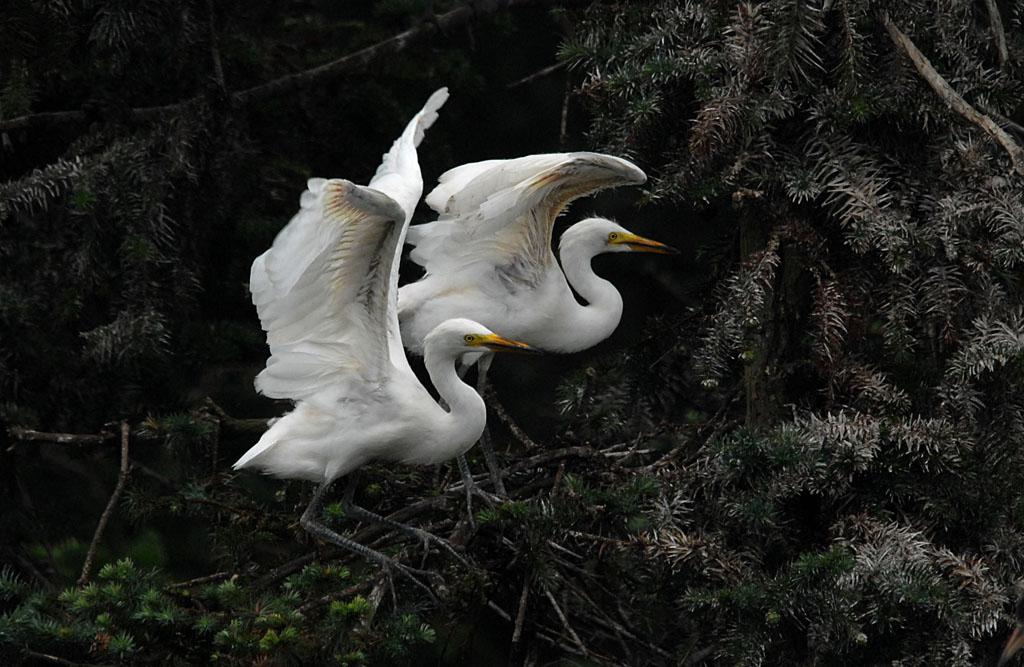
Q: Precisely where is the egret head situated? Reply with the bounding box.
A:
[561,217,678,256]
[424,318,536,356]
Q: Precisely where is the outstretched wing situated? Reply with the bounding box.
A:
[365,88,448,371]
[250,178,405,401]
[408,152,646,289]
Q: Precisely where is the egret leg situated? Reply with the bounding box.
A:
[300,479,440,598]
[452,358,503,510]
[455,452,499,528]
[475,353,508,497]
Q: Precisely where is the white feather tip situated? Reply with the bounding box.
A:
[413,87,449,146]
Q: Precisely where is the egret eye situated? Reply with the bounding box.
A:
[464,334,475,343]
[608,232,619,242]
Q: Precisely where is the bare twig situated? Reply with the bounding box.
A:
[512,573,531,645]
[168,570,234,589]
[983,0,1009,68]
[296,576,379,615]
[504,446,597,475]
[883,14,1024,173]
[7,425,115,446]
[542,587,590,657]
[184,495,273,518]
[203,398,270,436]
[255,552,317,588]
[506,61,567,88]
[21,650,111,667]
[487,392,540,450]
[487,599,512,621]
[980,103,1024,137]
[564,579,672,660]
[78,422,131,586]
[566,529,645,549]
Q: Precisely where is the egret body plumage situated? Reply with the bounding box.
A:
[397,152,676,493]
[399,152,677,359]
[233,89,533,582]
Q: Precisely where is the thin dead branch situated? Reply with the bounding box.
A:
[78,422,132,586]
[7,425,115,446]
[168,570,234,589]
[488,392,541,450]
[883,14,1024,173]
[543,587,590,657]
[255,553,317,589]
[203,398,270,436]
[21,650,111,667]
[512,572,531,645]
[295,576,379,615]
[507,61,567,88]
[983,0,1009,67]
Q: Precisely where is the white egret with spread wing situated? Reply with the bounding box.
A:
[233,89,533,587]
[398,152,677,494]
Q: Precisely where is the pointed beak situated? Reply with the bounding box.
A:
[1001,624,1024,665]
[612,232,679,255]
[474,333,538,354]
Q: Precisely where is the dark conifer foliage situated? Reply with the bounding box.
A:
[3,1,1024,666]
[550,0,1024,664]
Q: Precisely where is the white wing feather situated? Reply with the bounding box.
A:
[252,88,448,398]
[364,88,449,371]
[237,89,449,478]
[251,179,405,402]
[407,152,646,287]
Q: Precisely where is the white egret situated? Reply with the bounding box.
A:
[233,89,534,587]
[398,152,677,494]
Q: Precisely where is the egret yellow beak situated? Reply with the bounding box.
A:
[611,232,679,254]
[1000,624,1024,665]
[471,333,537,354]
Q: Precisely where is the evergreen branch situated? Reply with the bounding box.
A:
[882,14,1024,174]
[78,422,131,586]
[0,0,583,133]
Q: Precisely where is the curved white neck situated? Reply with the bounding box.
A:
[423,347,487,456]
[556,242,624,352]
